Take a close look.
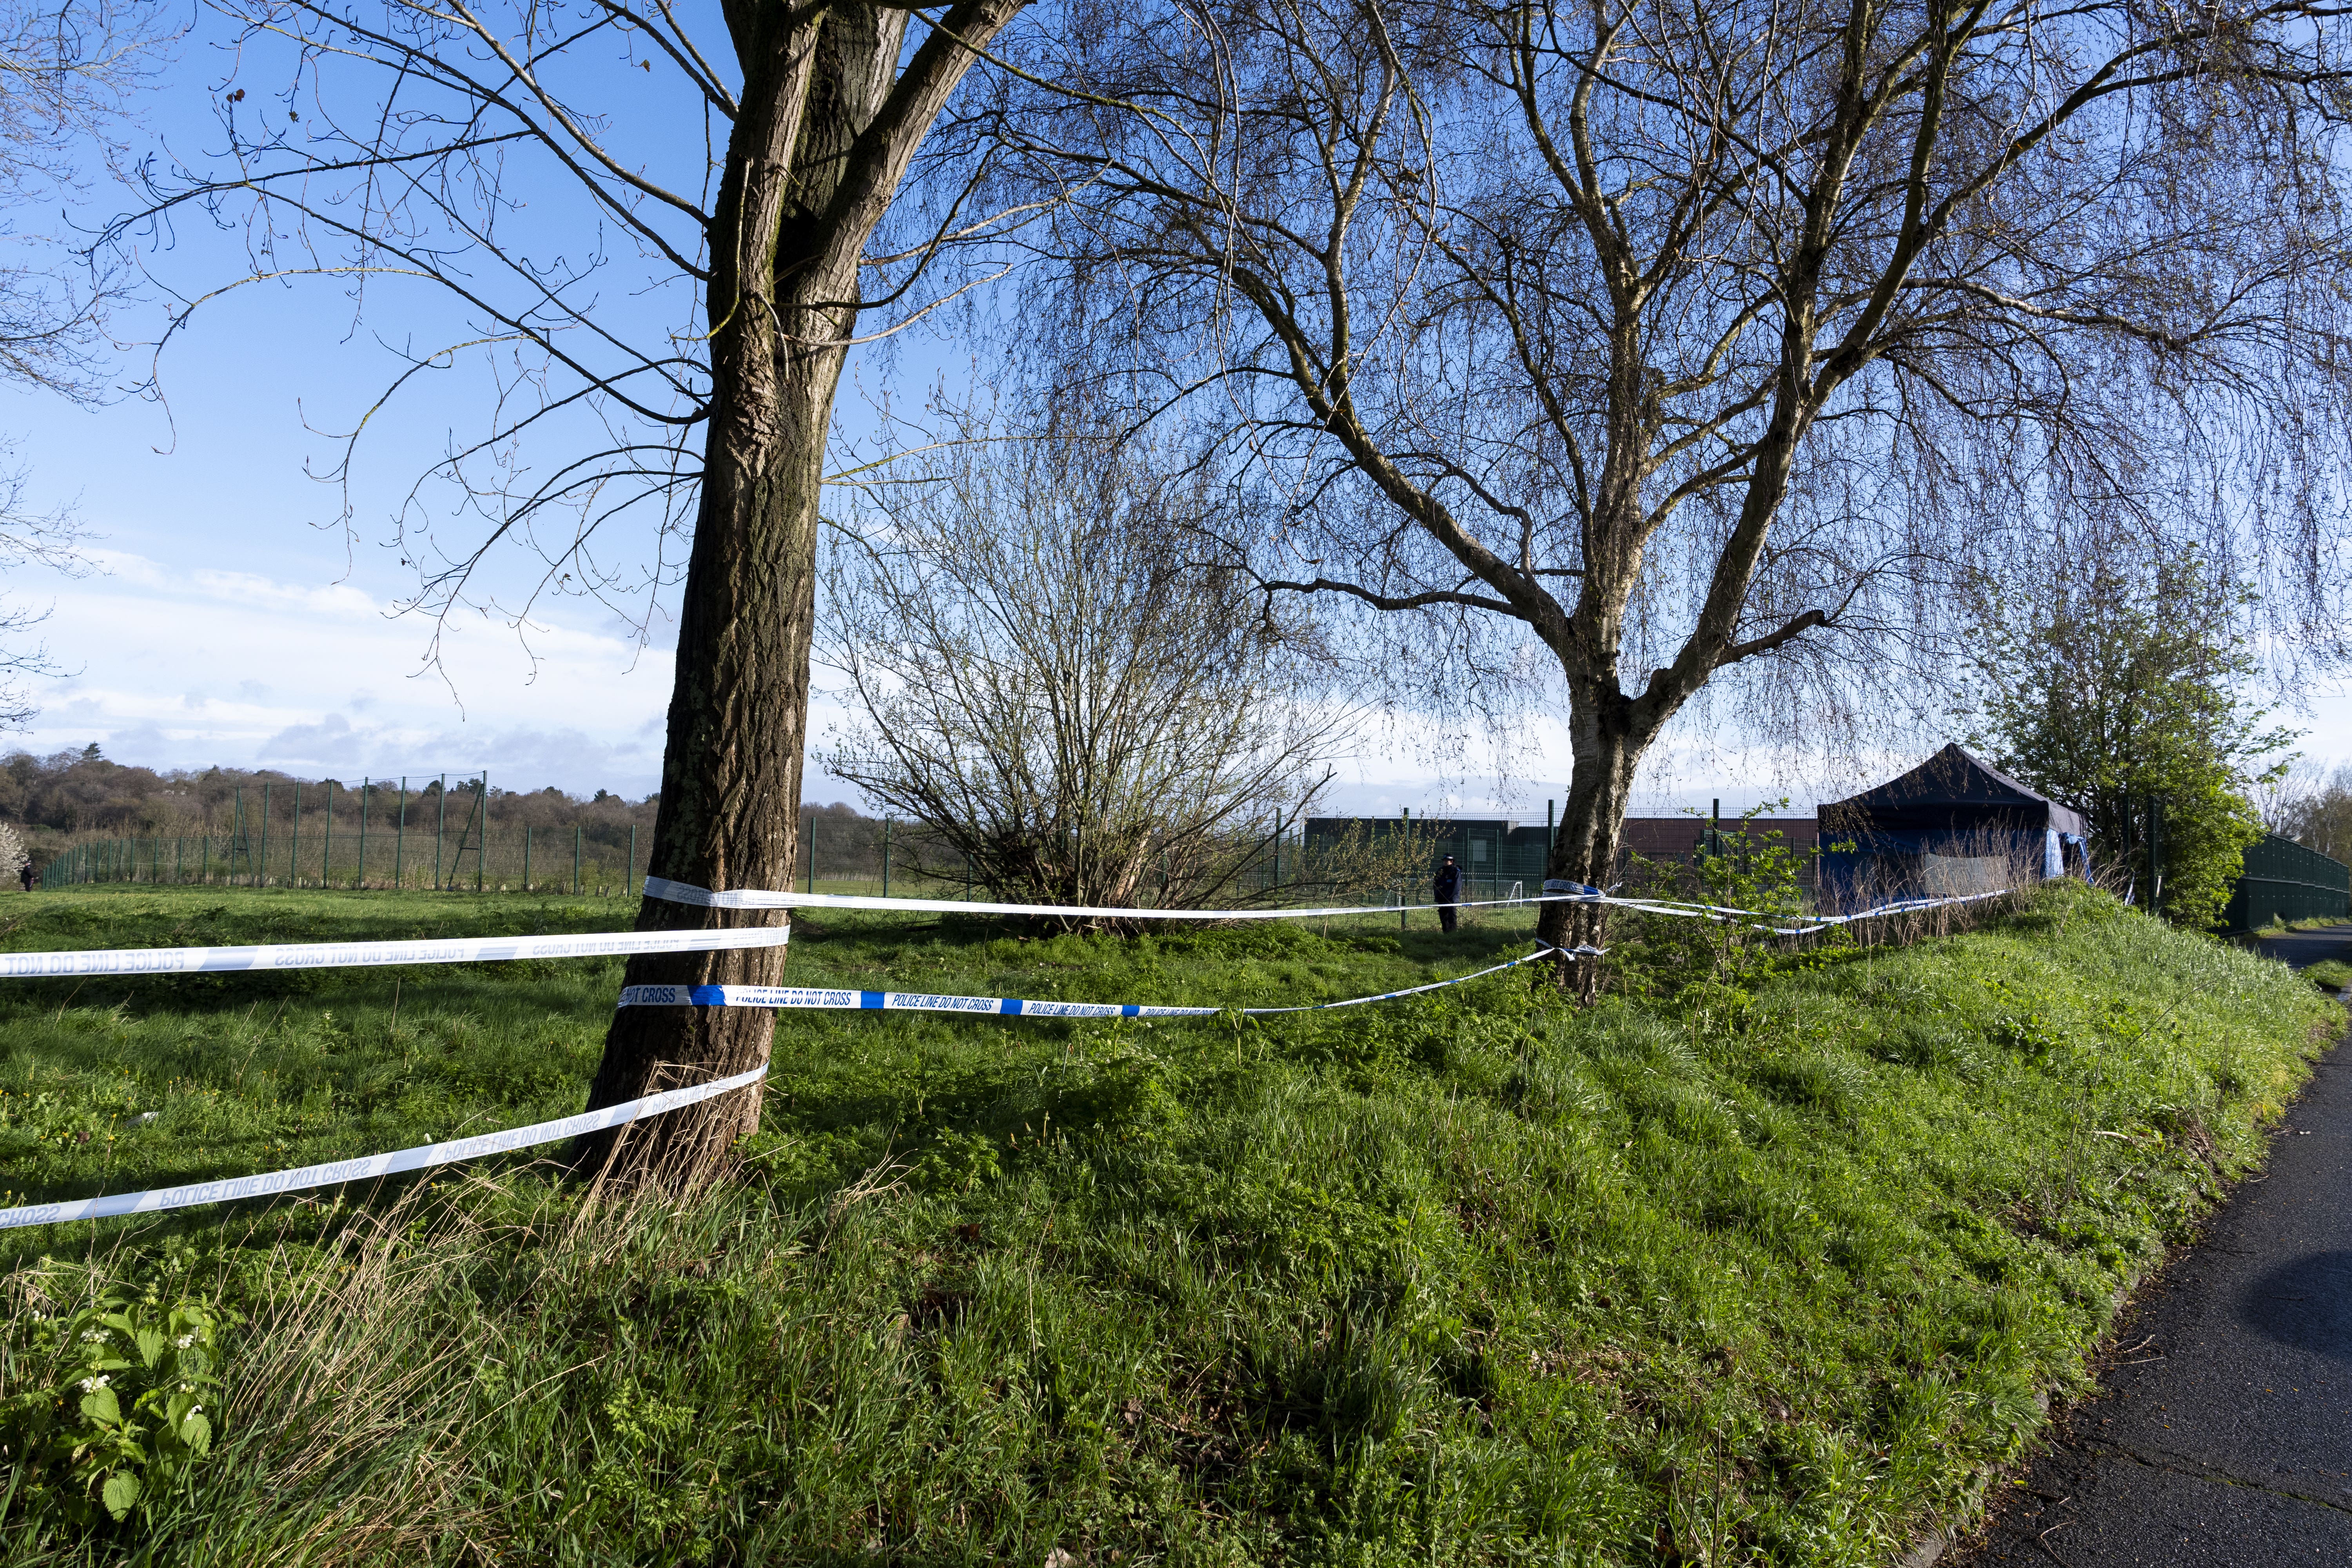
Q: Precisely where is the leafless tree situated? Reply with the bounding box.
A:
[0,0,166,725]
[0,460,93,726]
[974,0,2352,990]
[114,0,1036,1176]
[819,413,1354,918]
[2269,758,2352,860]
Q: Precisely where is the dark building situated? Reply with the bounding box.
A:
[1303,810,1819,896]
[1302,815,1552,897]
[1817,744,2087,911]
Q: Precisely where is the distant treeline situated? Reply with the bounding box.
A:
[1,746,889,875]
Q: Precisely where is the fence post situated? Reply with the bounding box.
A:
[201,834,209,885]
[359,778,368,889]
[395,777,407,890]
[628,824,636,897]
[477,770,488,893]
[1400,805,1410,933]
[435,773,447,891]
[524,824,532,892]
[573,824,582,895]
[806,817,815,894]
[291,781,303,886]
[323,780,333,887]
[882,817,891,897]
[260,782,272,888]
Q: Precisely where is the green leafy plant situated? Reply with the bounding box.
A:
[1,1283,225,1524]
[1963,552,2286,929]
[1615,801,1843,996]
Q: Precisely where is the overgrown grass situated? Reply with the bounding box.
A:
[0,882,2335,1566]
[2300,957,2352,990]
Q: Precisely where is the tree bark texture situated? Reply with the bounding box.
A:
[579,0,1022,1180]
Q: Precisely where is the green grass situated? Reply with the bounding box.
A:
[2300,957,2352,990]
[0,881,2335,1566]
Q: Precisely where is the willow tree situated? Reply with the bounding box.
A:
[989,0,2352,989]
[122,0,1028,1174]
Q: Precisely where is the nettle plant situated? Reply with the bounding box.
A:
[1,1280,224,1524]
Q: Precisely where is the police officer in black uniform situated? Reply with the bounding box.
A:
[1434,853,1462,932]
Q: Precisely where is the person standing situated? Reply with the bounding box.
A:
[16,861,29,893]
[1434,853,1462,933]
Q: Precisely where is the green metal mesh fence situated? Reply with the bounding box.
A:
[2222,832,2351,931]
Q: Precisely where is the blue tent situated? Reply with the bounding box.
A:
[1818,744,2087,911]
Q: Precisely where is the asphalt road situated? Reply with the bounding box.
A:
[1953,925,2352,1567]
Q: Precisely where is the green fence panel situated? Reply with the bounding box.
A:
[2224,832,2351,931]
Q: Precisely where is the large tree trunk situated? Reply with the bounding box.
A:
[574,5,903,1181]
[573,0,1026,1181]
[1536,682,1650,1002]
[571,351,842,1178]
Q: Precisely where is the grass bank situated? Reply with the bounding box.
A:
[0,883,2336,1565]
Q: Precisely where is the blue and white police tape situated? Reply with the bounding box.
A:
[0,1063,770,1232]
[615,943,1589,1019]
[0,923,790,981]
[644,876,1566,920]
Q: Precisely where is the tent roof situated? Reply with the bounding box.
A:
[1822,744,2087,838]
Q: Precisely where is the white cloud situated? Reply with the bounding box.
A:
[33,545,2352,814]
[13,550,679,795]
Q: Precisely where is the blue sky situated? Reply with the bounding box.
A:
[4,10,2348,822]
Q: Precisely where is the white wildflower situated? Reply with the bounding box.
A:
[174,1334,193,1348]
[78,1329,105,1343]
[77,1374,109,1392]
